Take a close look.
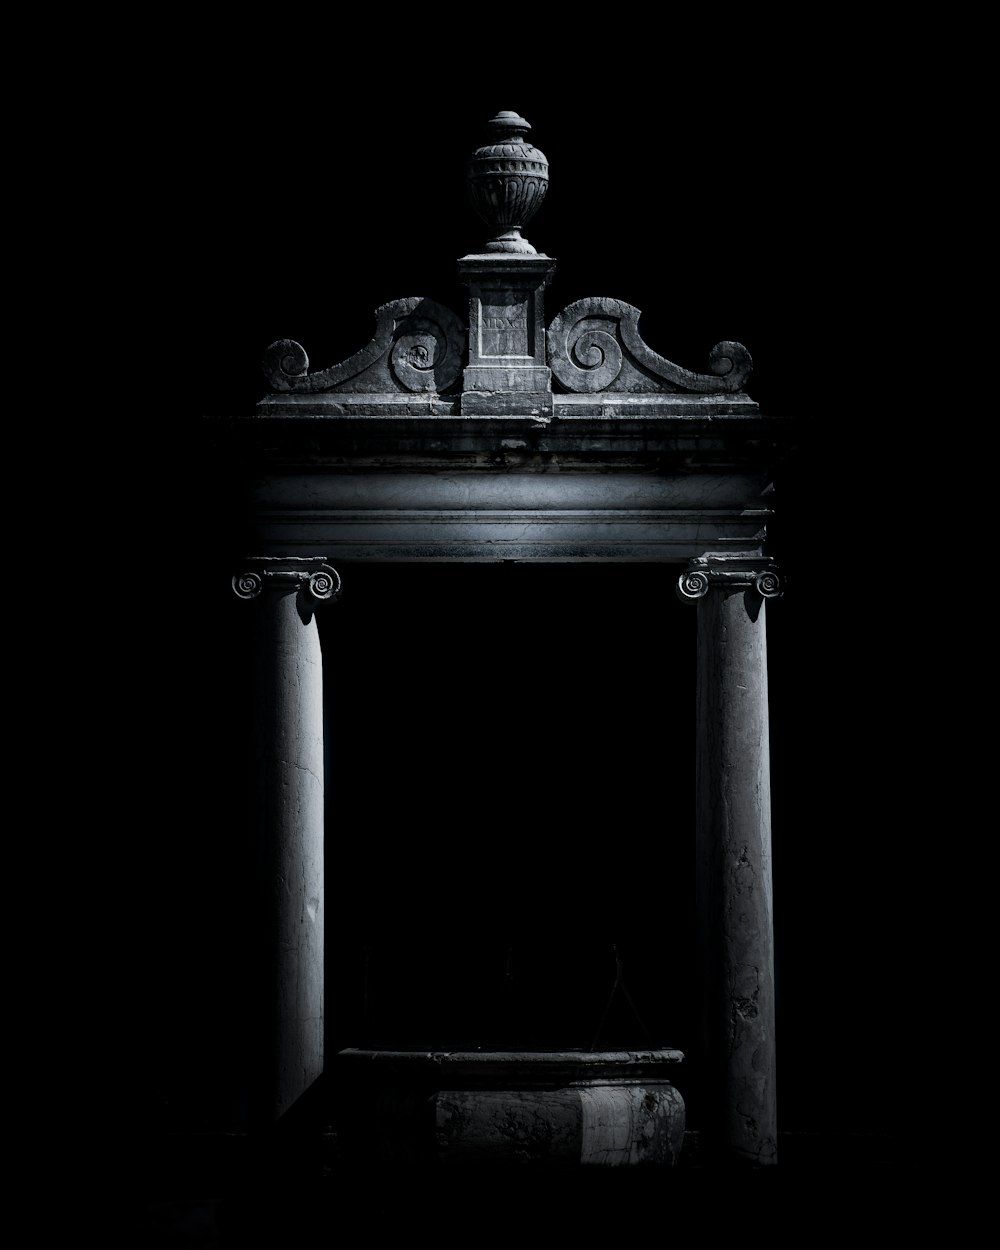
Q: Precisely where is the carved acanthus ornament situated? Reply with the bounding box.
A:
[262,297,464,396]
[547,298,752,395]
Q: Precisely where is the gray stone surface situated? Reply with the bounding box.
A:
[337,1049,685,1168]
[261,297,464,396]
[435,1083,685,1167]
[680,556,779,1165]
[466,111,549,256]
[241,466,773,564]
[209,110,793,1166]
[232,557,339,1122]
[459,255,555,416]
[548,296,753,395]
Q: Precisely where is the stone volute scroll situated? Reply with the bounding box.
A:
[676,556,783,602]
[253,109,764,424]
[548,298,753,395]
[261,296,465,396]
[232,557,342,605]
[215,110,793,1165]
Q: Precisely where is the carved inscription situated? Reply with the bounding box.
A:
[480,297,531,359]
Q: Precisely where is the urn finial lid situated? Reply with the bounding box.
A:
[485,109,533,137]
[467,110,549,255]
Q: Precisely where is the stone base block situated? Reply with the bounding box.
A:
[462,365,552,393]
[337,1048,685,1169]
[437,1081,684,1167]
[460,389,553,417]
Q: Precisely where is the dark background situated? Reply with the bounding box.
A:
[125,47,939,1164]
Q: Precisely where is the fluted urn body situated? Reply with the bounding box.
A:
[467,110,549,254]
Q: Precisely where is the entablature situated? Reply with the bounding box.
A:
[205,111,796,569]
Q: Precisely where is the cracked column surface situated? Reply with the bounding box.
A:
[234,557,339,1124]
[696,584,777,1165]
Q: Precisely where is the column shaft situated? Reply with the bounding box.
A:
[696,585,777,1165]
[235,559,338,1125]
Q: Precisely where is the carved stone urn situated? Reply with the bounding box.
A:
[466,110,549,254]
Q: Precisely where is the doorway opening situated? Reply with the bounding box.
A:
[324,562,697,1067]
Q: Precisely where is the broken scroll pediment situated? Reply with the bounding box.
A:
[261,293,751,401]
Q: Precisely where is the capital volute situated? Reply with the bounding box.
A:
[232,557,341,604]
[676,557,783,602]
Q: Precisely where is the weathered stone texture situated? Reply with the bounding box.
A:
[695,582,777,1164]
[548,297,753,395]
[437,1089,583,1166]
[261,298,464,397]
[213,110,791,1165]
[466,110,549,255]
[338,1049,685,1168]
[234,558,339,1122]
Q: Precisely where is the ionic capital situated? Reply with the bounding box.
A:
[232,557,341,603]
[676,556,782,602]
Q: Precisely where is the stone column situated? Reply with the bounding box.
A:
[678,556,782,1166]
[232,556,340,1125]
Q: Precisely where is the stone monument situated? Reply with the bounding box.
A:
[215,110,788,1167]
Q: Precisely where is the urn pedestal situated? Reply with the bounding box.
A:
[337,1048,685,1169]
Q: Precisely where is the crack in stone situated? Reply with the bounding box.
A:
[279,759,324,788]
